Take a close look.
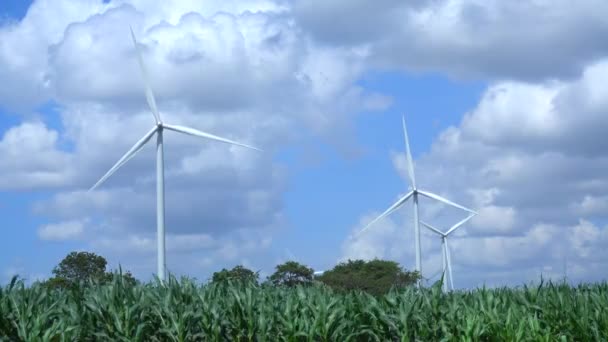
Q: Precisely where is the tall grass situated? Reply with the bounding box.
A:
[1,274,607,341]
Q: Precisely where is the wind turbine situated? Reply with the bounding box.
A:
[88,27,262,282]
[354,115,476,287]
[420,214,475,292]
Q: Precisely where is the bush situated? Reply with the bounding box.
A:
[211,265,259,285]
[317,259,421,296]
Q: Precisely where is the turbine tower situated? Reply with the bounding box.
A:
[88,27,262,282]
[355,116,476,287]
[420,214,475,292]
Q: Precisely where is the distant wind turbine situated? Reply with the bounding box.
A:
[355,116,476,287]
[420,214,475,292]
[88,27,262,282]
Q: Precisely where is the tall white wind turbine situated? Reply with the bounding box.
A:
[355,116,476,287]
[420,214,475,292]
[88,27,262,282]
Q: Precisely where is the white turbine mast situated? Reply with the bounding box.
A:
[88,26,262,282]
[420,213,475,292]
[354,115,476,287]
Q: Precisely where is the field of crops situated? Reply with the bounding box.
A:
[1,275,607,341]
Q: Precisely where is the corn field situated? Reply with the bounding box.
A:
[0,275,607,341]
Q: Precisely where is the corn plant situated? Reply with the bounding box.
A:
[1,275,607,341]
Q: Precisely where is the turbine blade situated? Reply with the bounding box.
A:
[89,126,157,191]
[163,123,262,151]
[130,26,161,124]
[402,115,416,189]
[417,189,477,214]
[420,220,445,236]
[354,190,414,238]
[445,213,476,236]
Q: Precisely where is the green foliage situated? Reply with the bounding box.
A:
[211,265,259,285]
[267,261,314,287]
[52,251,109,284]
[41,251,138,290]
[0,276,607,340]
[317,259,421,296]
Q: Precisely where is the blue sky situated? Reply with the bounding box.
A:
[277,73,486,269]
[1,0,607,288]
[0,1,29,21]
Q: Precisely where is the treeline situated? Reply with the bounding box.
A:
[27,251,421,296]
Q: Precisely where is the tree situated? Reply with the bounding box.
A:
[316,259,421,296]
[52,251,109,285]
[267,261,314,287]
[211,265,259,285]
[43,251,137,289]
